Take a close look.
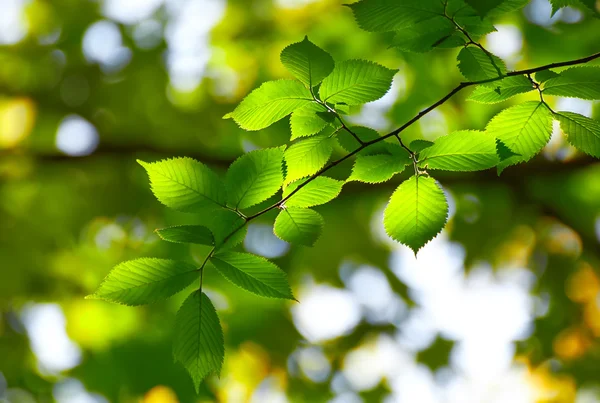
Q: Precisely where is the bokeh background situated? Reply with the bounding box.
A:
[1,0,600,402]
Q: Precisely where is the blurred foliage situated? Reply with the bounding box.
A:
[1,0,600,402]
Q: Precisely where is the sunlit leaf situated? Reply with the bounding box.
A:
[289,102,334,140]
[224,80,312,131]
[348,0,443,32]
[419,130,498,171]
[225,146,285,210]
[173,291,224,392]
[211,252,294,299]
[283,176,344,207]
[280,36,335,87]
[274,207,324,246]
[156,225,214,245]
[556,111,600,158]
[457,47,506,82]
[543,67,600,100]
[138,158,226,213]
[467,75,534,104]
[319,60,397,105]
[284,132,334,184]
[348,154,408,183]
[89,259,197,306]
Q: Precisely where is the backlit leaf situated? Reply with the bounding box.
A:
[457,47,506,82]
[274,207,324,246]
[284,132,334,184]
[283,176,344,207]
[156,225,214,245]
[280,36,335,87]
[348,154,408,183]
[419,130,498,171]
[556,111,600,158]
[543,67,600,100]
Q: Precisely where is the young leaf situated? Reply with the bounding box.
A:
[319,60,398,105]
[138,158,226,213]
[173,291,224,392]
[156,225,214,245]
[347,154,408,184]
[542,67,600,100]
[467,75,534,104]
[419,130,498,171]
[290,102,333,140]
[274,207,324,246]
[485,101,553,173]
[457,47,506,82]
[556,111,600,158]
[205,209,247,251]
[225,147,285,210]
[384,175,448,254]
[348,0,442,32]
[280,36,335,87]
[210,252,294,299]
[549,0,599,16]
[224,80,312,131]
[284,133,334,184]
[88,258,197,306]
[283,177,344,207]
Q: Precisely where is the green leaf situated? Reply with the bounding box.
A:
[224,80,312,131]
[419,130,499,171]
[156,225,214,245]
[173,291,224,392]
[348,0,443,32]
[409,139,434,153]
[138,158,226,213]
[543,67,600,100]
[204,209,247,251]
[535,70,559,83]
[556,111,600,158]
[549,0,598,16]
[210,252,294,299]
[389,18,462,53]
[290,102,334,140]
[284,133,334,184]
[225,147,285,210]
[383,175,448,254]
[88,258,197,306]
[319,60,398,105]
[485,102,553,173]
[347,154,408,184]
[457,47,507,82]
[274,207,324,246]
[464,0,505,17]
[496,138,521,161]
[283,177,344,207]
[467,75,534,104]
[280,36,335,87]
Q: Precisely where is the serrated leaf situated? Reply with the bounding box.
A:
[485,101,553,173]
[224,80,312,131]
[348,154,408,184]
[173,291,224,392]
[280,36,335,87]
[283,177,344,207]
[204,209,247,251]
[556,111,600,158]
[89,258,197,306]
[457,47,506,82]
[409,139,434,153]
[348,0,443,32]
[319,60,398,105]
[467,75,534,104]
[290,102,333,140]
[284,133,334,184]
[535,70,559,83]
[543,67,600,100]
[211,252,294,299]
[383,175,448,254]
[419,130,498,171]
[549,0,598,15]
[274,207,324,246]
[225,147,285,210]
[138,158,226,213]
[156,225,214,245]
[496,138,521,162]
